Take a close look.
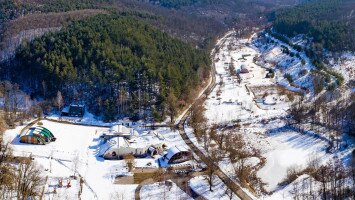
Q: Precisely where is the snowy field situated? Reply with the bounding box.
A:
[140,181,192,200]
[4,119,190,200]
[189,175,240,200]
[205,33,287,126]
[256,127,330,191]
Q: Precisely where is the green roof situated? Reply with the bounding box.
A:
[38,127,55,138]
[23,126,55,141]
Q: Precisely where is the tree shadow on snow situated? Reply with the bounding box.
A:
[88,136,106,162]
[267,125,328,151]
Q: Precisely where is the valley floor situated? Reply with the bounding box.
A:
[186,30,354,199]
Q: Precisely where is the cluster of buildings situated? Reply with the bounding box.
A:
[19,106,192,167]
[98,125,192,166]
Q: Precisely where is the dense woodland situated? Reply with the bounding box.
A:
[0,0,109,21]
[2,14,210,121]
[272,0,355,52]
[137,0,222,8]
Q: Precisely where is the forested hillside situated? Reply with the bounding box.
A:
[0,0,110,22]
[5,14,210,121]
[137,0,222,8]
[272,0,355,52]
[274,0,355,51]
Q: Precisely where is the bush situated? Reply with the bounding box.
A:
[313,75,324,94]
[325,69,344,85]
[299,69,307,76]
[284,73,293,83]
[301,59,306,65]
[152,109,163,122]
[0,116,7,134]
[312,60,325,70]
[287,93,295,102]
[279,165,301,186]
[326,83,336,91]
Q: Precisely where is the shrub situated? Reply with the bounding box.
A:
[313,75,324,94]
[326,83,336,91]
[299,69,308,76]
[279,165,301,186]
[312,60,325,70]
[284,73,293,83]
[0,116,7,134]
[301,59,306,65]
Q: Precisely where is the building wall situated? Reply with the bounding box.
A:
[103,146,148,159]
[20,136,42,145]
[168,151,192,164]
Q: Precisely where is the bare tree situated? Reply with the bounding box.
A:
[190,99,207,142]
[123,154,136,172]
[49,147,54,173]
[0,118,16,199]
[55,91,64,112]
[42,80,47,98]
[290,181,300,200]
[224,179,234,200]
[72,152,80,178]
[317,165,330,200]
[16,160,46,200]
[205,147,223,192]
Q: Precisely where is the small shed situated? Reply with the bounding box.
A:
[20,126,56,145]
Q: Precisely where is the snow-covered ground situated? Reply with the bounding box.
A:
[4,119,190,200]
[256,127,330,191]
[189,175,240,200]
[205,34,288,126]
[186,30,354,198]
[266,174,315,200]
[140,180,192,200]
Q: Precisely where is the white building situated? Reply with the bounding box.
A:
[100,137,148,159]
[99,125,166,160]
